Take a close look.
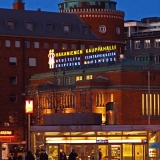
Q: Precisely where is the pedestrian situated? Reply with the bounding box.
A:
[90,150,94,160]
[8,153,16,160]
[26,151,35,160]
[68,149,78,160]
[60,151,66,160]
[35,147,41,160]
[40,150,48,160]
[99,149,102,160]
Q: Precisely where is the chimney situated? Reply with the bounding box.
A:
[13,0,25,10]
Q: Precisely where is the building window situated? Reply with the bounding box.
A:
[62,43,67,50]
[71,44,76,50]
[45,23,52,32]
[44,42,49,49]
[29,58,36,66]
[76,76,82,81]
[80,44,85,51]
[10,77,17,84]
[25,41,30,48]
[34,42,39,49]
[155,39,160,48]
[26,22,33,31]
[86,75,93,80]
[63,25,70,33]
[66,77,72,85]
[124,41,127,50]
[81,26,88,34]
[9,57,17,65]
[57,78,63,85]
[134,40,140,49]
[96,93,104,106]
[5,40,10,47]
[53,43,58,49]
[144,40,150,48]
[7,21,14,30]
[155,54,160,64]
[15,41,20,48]
[10,94,17,102]
[89,45,94,49]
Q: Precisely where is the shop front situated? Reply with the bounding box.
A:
[30,125,160,160]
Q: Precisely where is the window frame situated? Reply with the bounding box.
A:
[10,94,17,103]
[63,24,70,33]
[144,40,150,49]
[9,57,17,65]
[34,42,40,49]
[26,22,34,31]
[155,39,160,48]
[76,76,83,81]
[10,76,17,84]
[134,40,141,49]
[29,58,36,67]
[7,21,14,30]
[15,40,20,48]
[5,40,11,47]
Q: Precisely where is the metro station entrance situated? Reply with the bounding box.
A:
[46,144,147,160]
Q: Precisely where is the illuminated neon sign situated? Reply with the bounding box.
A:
[25,100,33,114]
[0,130,14,136]
[48,49,55,69]
[49,45,116,58]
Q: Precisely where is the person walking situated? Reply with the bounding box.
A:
[90,150,94,160]
[68,149,78,160]
[40,150,48,160]
[26,151,35,160]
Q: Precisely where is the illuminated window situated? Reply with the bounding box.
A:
[15,41,20,48]
[144,40,150,48]
[25,41,30,48]
[26,22,33,31]
[7,21,14,30]
[44,42,49,49]
[76,76,82,81]
[34,42,39,48]
[80,44,85,50]
[71,44,76,50]
[10,77,17,84]
[10,94,17,102]
[66,77,72,84]
[62,43,67,50]
[96,93,104,106]
[29,58,36,66]
[53,43,58,49]
[134,40,140,49]
[9,57,17,65]
[86,75,93,80]
[155,39,160,48]
[64,25,70,33]
[5,40,10,47]
[45,23,52,32]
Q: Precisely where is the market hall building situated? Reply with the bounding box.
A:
[27,56,160,160]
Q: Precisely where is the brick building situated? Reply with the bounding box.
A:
[0,0,124,157]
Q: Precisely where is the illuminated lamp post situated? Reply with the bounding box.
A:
[25,100,33,151]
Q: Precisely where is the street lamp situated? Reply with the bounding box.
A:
[25,100,33,151]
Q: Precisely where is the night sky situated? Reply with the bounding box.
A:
[0,0,160,20]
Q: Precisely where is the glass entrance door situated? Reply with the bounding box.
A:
[47,144,59,160]
[134,144,144,160]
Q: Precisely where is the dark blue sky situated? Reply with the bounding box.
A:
[0,0,160,20]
